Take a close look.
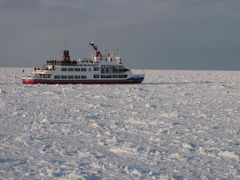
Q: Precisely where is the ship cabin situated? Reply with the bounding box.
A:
[32,50,131,80]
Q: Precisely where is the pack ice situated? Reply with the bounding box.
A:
[0,68,240,179]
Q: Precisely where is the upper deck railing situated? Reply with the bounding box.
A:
[46,60,78,66]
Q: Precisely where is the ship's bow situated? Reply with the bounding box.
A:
[132,74,145,83]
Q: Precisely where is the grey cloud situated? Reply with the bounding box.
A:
[0,0,42,9]
[0,0,240,69]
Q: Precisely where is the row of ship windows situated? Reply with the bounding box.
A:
[54,74,128,79]
[100,75,128,78]
[55,75,87,79]
[61,67,99,72]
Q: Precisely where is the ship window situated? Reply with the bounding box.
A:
[54,75,60,79]
[88,68,91,71]
[94,74,99,78]
[68,75,74,79]
[61,75,67,79]
[62,68,67,71]
[81,68,87,71]
[113,75,118,78]
[43,74,51,78]
[81,75,87,79]
[101,75,111,78]
[75,75,81,79]
[119,75,127,78]
[75,68,80,71]
[94,67,99,71]
[68,68,74,71]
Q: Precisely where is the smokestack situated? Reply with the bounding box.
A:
[62,50,71,62]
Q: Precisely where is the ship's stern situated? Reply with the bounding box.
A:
[22,76,35,84]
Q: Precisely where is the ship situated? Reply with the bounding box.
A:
[22,42,144,84]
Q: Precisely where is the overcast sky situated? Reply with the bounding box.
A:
[0,0,240,69]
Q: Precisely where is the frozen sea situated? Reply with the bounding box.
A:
[0,67,240,179]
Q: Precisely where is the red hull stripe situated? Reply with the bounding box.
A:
[22,80,143,84]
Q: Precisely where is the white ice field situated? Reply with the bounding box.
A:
[0,67,240,179]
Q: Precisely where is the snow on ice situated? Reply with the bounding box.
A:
[0,67,240,179]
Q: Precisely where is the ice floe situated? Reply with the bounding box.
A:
[0,68,240,179]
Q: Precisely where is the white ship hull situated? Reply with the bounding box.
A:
[22,75,144,84]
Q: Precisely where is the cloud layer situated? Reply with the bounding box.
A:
[0,0,240,69]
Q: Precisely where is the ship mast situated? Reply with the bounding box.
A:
[89,42,103,57]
